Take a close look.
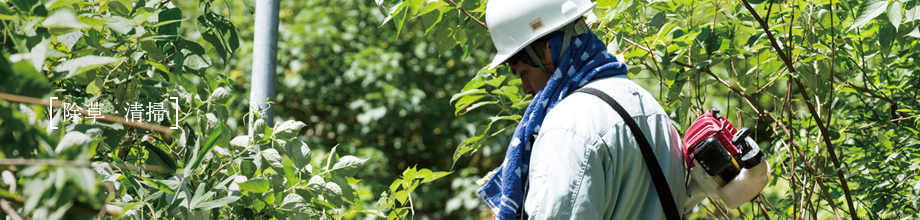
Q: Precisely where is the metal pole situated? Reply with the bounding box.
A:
[250,0,280,130]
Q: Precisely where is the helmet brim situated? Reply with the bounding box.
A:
[487,2,597,70]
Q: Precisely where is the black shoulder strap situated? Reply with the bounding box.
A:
[575,87,680,220]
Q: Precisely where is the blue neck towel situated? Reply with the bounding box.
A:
[477,30,630,219]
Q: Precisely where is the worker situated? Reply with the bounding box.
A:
[476,0,686,219]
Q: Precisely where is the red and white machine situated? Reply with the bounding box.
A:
[683,109,771,211]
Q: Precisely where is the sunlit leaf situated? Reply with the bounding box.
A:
[262,148,283,170]
[238,179,270,193]
[195,196,240,210]
[140,176,177,194]
[273,120,305,140]
[331,156,367,178]
[209,87,232,106]
[889,1,902,31]
[324,182,343,207]
[185,123,225,176]
[287,139,312,170]
[56,56,120,79]
[42,8,88,31]
[850,0,889,32]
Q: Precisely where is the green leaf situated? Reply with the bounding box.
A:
[433,27,457,54]
[253,118,268,140]
[889,1,902,31]
[198,12,240,62]
[850,0,889,32]
[68,167,97,196]
[105,16,134,35]
[107,0,131,16]
[648,11,666,28]
[86,78,103,95]
[0,60,53,98]
[55,132,92,155]
[252,198,266,212]
[489,115,522,123]
[391,3,409,38]
[419,1,447,15]
[140,176,177,194]
[0,14,17,21]
[485,75,507,88]
[511,99,533,109]
[907,27,920,38]
[879,23,897,52]
[262,148,283,170]
[30,37,49,72]
[420,4,444,35]
[189,184,213,209]
[394,190,408,204]
[878,130,892,149]
[492,86,522,103]
[388,208,409,220]
[286,139,311,170]
[183,53,211,70]
[330,156,367,178]
[229,135,249,148]
[157,8,181,37]
[307,175,325,192]
[185,123,224,176]
[280,193,306,209]
[194,196,240,210]
[42,8,89,31]
[324,182,343,207]
[142,41,167,61]
[0,2,11,15]
[208,87,232,106]
[240,0,255,14]
[272,120,305,140]
[238,179,270,193]
[416,169,451,183]
[453,135,483,163]
[380,1,404,25]
[449,88,486,103]
[457,100,497,115]
[56,56,120,79]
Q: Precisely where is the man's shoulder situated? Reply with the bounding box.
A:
[541,76,666,134]
[540,77,631,133]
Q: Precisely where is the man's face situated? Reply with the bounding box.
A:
[509,42,554,96]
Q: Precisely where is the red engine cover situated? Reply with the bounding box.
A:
[683,109,741,168]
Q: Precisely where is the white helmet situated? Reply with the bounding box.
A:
[485,0,597,70]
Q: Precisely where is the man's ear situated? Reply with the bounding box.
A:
[541,41,553,64]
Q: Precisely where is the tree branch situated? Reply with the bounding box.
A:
[0,193,122,217]
[605,27,652,53]
[0,93,175,136]
[444,0,487,29]
[831,76,897,106]
[855,115,920,130]
[0,199,23,220]
[792,78,857,220]
[738,0,858,218]
[0,159,163,172]
[739,0,793,71]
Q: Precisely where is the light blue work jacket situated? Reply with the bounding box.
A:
[524,75,686,219]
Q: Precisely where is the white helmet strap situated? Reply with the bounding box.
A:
[558,22,575,64]
[523,17,590,76]
[524,45,549,75]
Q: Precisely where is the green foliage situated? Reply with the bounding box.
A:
[382,0,920,219]
[377,166,451,220]
[0,0,376,219]
[449,67,527,166]
[3,0,915,219]
[217,0,501,218]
